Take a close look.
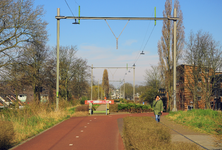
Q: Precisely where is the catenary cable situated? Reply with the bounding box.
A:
[64,0,75,17]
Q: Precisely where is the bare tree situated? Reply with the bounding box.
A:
[183,30,222,109]
[121,83,133,100]
[141,66,162,104]
[54,46,90,100]
[0,0,48,67]
[158,0,185,110]
[19,41,48,102]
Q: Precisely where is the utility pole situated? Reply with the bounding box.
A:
[124,79,125,99]
[98,79,99,100]
[133,64,135,102]
[91,64,93,100]
[56,8,60,111]
[172,8,177,111]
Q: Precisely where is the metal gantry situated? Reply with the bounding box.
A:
[55,8,178,111]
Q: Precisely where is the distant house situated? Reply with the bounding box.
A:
[0,83,53,103]
[18,94,27,103]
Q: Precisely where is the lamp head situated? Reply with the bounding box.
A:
[72,19,79,24]
[140,51,145,55]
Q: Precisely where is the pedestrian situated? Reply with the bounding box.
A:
[152,95,163,122]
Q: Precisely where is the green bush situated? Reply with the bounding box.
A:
[118,103,152,113]
[80,96,88,105]
[0,121,15,149]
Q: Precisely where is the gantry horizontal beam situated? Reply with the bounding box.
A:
[55,16,179,21]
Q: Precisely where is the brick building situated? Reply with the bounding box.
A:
[210,74,222,110]
[175,64,222,111]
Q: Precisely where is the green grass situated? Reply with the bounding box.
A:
[93,111,106,113]
[167,109,222,135]
[123,116,201,150]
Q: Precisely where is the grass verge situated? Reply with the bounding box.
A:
[166,109,222,146]
[166,109,222,135]
[0,101,87,149]
[123,116,201,150]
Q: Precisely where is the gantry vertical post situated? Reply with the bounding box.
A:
[124,79,125,99]
[120,84,121,98]
[133,64,135,102]
[172,8,177,111]
[56,8,60,111]
[98,79,99,100]
[91,64,93,100]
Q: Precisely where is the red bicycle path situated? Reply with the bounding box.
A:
[12,113,168,150]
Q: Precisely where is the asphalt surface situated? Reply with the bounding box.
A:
[11,112,221,150]
[12,113,159,150]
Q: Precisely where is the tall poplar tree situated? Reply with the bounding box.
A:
[158,0,185,110]
[102,69,109,98]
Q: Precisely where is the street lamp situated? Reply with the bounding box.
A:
[140,51,145,55]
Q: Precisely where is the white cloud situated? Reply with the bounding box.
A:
[123,39,138,46]
[76,44,160,87]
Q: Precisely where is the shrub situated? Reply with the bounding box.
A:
[75,105,88,112]
[118,103,152,113]
[126,100,134,104]
[123,116,200,150]
[80,96,88,105]
[114,99,120,103]
[0,121,15,149]
[109,104,118,112]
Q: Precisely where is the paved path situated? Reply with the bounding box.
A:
[95,104,106,111]
[11,112,221,150]
[161,116,222,150]
[12,113,157,150]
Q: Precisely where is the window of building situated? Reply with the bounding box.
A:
[197,87,201,92]
[197,96,201,101]
[188,105,193,110]
[198,78,202,82]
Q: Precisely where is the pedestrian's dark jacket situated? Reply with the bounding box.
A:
[152,99,163,115]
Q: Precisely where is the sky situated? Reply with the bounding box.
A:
[34,0,222,88]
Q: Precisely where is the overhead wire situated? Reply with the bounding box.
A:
[123,11,156,81]
[133,12,154,64]
[64,0,75,17]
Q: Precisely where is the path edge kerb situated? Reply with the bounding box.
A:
[9,116,87,150]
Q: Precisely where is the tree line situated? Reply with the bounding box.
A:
[0,0,90,102]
